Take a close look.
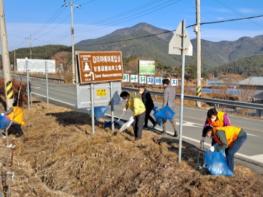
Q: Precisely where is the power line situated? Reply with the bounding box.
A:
[84,14,263,47]
[199,14,263,26]
[214,0,262,28]
[56,0,182,50]
[78,0,96,7]
[30,6,65,39]
[83,0,169,25]
[77,0,183,38]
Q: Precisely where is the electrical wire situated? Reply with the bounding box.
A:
[83,14,263,47]
[214,0,262,27]
[76,0,183,38]
[15,0,179,49]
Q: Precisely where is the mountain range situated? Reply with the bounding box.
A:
[76,23,263,70]
[9,22,263,76]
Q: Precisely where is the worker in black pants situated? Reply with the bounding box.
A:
[139,87,156,128]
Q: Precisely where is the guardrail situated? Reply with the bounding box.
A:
[123,87,263,111]
[11,72,65,84]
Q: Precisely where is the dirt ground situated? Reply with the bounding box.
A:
[0,102,262,197]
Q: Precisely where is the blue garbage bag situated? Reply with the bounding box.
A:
[154,106,175,125]
[0,113,11,129]
[104,120,125,129]
[204,150,233,176]
[94,106,109,119]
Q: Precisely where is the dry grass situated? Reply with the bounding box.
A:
[0,102,261,196]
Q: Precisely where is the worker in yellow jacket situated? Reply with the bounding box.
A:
[7,106,26,126]
[120,91,146,140]
[5,96,26,137]
[203,125,247,172]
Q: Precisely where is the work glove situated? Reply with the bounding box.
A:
[123,108,127,112]
[210,146,215,152]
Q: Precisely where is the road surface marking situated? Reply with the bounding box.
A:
[249,154,263,163]
[247,133,257,137]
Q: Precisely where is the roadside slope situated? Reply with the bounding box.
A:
[7,102,263,196]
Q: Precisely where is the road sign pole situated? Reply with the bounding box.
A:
[178,20,186,163]
[110,82,115,132]
[45,60,49,105]
[169,20,193,163]
[195,0,202,107]
[91,84,95,134]
[26,58,30,109]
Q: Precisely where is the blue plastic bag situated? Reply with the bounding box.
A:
[204,150,233,176]
[154,106,175,125]
[94,106,109,119]
[104,120,125,129]
[0,113,11,129]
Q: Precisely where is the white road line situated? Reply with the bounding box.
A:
[248,154,263,163]
[31,92,75,107]
[247,133,257,137]
[181,134,263,164]
[141,125,262,164]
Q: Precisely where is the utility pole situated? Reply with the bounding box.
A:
[63,0,80,84]
[195,0,202,107]
[13,49,16,71]
[25,34,32,59]
[0,0,14,109]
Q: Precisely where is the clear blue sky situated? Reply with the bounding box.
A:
[4,0,263,49]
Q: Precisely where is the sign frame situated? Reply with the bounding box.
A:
[76,51,124,84]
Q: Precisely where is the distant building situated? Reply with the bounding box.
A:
[239,77,263,90]
[253,91,263,102]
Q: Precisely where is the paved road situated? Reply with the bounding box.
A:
[111,102,263,165]
[8,74,263,169]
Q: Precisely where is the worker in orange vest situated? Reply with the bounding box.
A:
[203,125,247,172]
[5,96,26,137]
[201,108,231,144]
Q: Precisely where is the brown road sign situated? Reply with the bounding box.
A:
[76,51,123,84]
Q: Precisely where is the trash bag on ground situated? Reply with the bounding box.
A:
[153,106,175,125]
[204,150,233,176]
[104,119,125,129]
[0,113,11,129]
[94,106,109,119]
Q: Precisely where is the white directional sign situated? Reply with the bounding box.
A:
[130,74,138,83]
[169,21,193,56]
[122,74,129,82]
[139,75,146,84]
[147,76,154,85]
[154,77,162,85]
[171,78,178,86]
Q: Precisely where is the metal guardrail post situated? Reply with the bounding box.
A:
[45,61,49,105]
[110,82,115,132]
[122,87,263,111]
[26,58,30,109]
[91,84,95,134]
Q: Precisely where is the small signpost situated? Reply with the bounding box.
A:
[169,20,193,163]
[130,74,138,83]
[171,78,178,87]
[154,77,162,85]
[147,76,155,85]
[122,74,129,82]
[76,51,124,134]
[139,75,146,84]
